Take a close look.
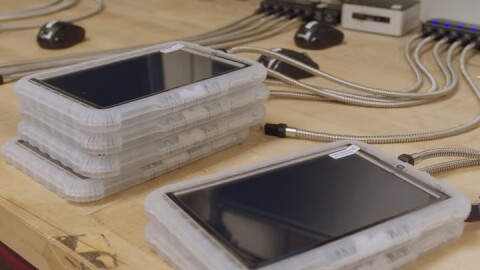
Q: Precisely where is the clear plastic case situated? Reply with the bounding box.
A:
[20,86,268,154]
[1,131,249,202]
[14,42,267,133]
[143,141,471,270]
[19,105,265,178]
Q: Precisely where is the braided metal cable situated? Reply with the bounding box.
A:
[0,0,105,32]
[268,44,480,144]
[229,40,465,99]
[421,158,480,174]
[196,15,282,45]
[265,38,458,107]
[183,13,264,42]
[413,36,437,93]
[210,18,301,49]
[0,0,77,21]
[412,148,480,163]
[433,38,452,89]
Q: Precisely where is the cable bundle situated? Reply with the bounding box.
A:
[231,36,480,144]
[0,0,104,32]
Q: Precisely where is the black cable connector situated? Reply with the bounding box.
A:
[466,204,480,222]
[397,154,415,165]
[264,123,288,138]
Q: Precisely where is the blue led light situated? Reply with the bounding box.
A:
[458,24,464,29]
[445,21,452,27]
[472,27,477,32]
[432,19,439,25]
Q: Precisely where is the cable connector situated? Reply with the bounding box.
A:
[264,123,288,138]
[264,123,298,138]
[466,204,480,222]
[397,154,415,165]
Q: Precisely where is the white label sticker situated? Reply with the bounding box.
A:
[329,145,360,159]
[161,44,185,53]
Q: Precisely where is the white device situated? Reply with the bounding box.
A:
[341,0,421,36]
[144,141,470,270]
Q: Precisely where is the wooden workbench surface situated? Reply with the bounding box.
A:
[0,0,479,269]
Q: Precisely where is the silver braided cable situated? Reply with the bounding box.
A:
[433,38,452,89]
[270,90,330,101]
[265,34,425,94]
[266,70,434,107]
[461,44,480,100]
[0,0,105,32]
[265,38,458,107]
[183,13,264,42]
[229,41,466,99]
[412,148,480,163]
[210,18,301,49]
[195,14,281,45]
[265,43,459,107]
[270,44,480,144]
[0,0,77,21]
[413,36,437,93]
[421,158,480,175]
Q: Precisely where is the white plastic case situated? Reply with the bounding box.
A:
[144,141,471,270]
[1,131,249,202]
[20,86,268,154]
[19,105,265,178]
[14,42,267,133]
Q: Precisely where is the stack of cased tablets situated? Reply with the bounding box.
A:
[1,42,268,202]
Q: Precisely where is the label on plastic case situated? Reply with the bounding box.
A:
[329,145,360,159]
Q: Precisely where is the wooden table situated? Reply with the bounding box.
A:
[1,0,479,269]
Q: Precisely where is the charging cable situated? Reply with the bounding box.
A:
[397,148,480,222]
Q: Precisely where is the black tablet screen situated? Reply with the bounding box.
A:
[33,48,245,108]
[169,149,447,268]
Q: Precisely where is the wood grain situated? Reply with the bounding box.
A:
[0,0,479,269]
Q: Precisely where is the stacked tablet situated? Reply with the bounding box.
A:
[1,42,268,202]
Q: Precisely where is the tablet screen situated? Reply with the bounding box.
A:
[169,148,447,268]
[32,48,246,108]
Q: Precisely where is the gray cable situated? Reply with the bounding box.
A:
[421,158,480,175]
[229,40,463,100]
[413,36,437,93]
[0,0,104,32]
[0,0,79,21]
[229,35,437,96]
[262,44,480,144]
[412,148,480,163]
[263,41,460,108]
[433,38,452,89]
[0,11,289,83]
[195,15,281,45]
[266,38,456,107]
[209,18,301,49]
[183,13,264,42]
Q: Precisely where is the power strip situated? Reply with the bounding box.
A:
[259,0,341,25]
[422,19,480,46]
